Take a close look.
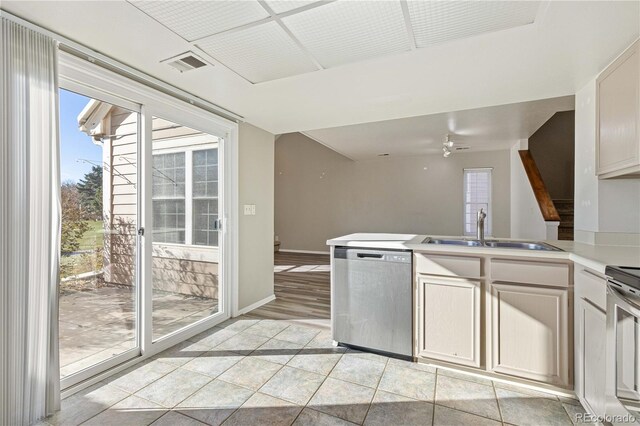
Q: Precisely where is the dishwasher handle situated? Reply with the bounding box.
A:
[357,253,383,259]
[333,247,412,263]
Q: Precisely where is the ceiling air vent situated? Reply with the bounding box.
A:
[455,146,471,151]
[162,52,210,73]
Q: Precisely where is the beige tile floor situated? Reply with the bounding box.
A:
[41,316,587,426]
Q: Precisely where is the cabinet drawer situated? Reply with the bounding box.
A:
[491,259,569,287]
[575,267,607,311]
[415,253,481,278]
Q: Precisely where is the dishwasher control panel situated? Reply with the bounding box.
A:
[388,254,411,263]
[334,246,412,263]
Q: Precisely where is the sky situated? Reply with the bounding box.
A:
[59,89,103,183]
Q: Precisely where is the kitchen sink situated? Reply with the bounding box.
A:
[422,238,483,247]
[483,240,561,251]
[422,237,562,251]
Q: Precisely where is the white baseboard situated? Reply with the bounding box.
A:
[235,294,276,316]
[279,249,330,255]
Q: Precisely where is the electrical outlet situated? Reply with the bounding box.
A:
[250,204,256,215]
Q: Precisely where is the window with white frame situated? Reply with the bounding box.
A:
[192,149,218,247]
[463,168,492,237]
[152,147,218,247]
[153,152,186,244]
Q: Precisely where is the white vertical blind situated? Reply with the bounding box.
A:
[0,17,61,424]
[463,168,492,236]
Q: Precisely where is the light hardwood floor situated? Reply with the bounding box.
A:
[250,252,330,321]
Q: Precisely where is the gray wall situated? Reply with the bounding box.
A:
[238,123,275,310]
[275,133,511,252]
[529,111,575,200]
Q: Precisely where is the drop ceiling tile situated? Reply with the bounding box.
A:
[129,1,270,41]
[197,21,318,83]
[407,1,541,48]
[265,0,323,14]
[282,0,410,68]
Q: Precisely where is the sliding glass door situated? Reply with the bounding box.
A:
[149,117,223,341]
[57,62,232,388]
[58,88,141,383]
[57,50,236,389]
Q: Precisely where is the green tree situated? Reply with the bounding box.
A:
[77,166,103,220]
[61,181,89,253]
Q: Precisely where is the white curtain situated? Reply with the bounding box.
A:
[0,16,61,425]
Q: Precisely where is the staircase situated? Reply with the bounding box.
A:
[519,150,575,241]
[519,151,560,222]
[553,199,574,240]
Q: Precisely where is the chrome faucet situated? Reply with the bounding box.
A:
[477,208,487,244]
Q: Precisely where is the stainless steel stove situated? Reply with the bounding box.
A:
[606,265,640,425]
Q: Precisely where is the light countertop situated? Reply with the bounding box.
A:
[327,233,640,274]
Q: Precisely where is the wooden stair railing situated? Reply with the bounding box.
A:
[519,150,561,222]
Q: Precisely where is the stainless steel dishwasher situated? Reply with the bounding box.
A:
[332,246,413,358]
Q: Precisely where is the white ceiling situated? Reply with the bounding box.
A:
[280,1,411,69]
[406,1,540,48]
[1,1,638,135]
[130,1,271,42]
[303,96,575,160]
[197,21,319,83]
[129,0,541,83]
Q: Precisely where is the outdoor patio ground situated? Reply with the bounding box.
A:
[59,286,218,378]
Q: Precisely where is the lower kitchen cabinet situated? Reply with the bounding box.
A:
[416,275,481,367]
[579,299,607,416]
[574,266,608,417]
[490,283,570,387]
[414,252,573,388]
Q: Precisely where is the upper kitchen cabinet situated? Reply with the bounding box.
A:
[597,40,640,178]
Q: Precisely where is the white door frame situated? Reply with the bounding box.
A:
[141,109,231,352]
[58,52,239,391]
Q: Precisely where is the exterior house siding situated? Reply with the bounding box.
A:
[103,107,219,301]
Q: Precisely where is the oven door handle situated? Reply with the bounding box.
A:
[607,281,640,318]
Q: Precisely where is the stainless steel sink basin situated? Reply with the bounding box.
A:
[483,240,562,251]
[422,237,562,251]
[421,237,483,247]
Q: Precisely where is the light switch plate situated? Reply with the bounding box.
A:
[243,204,252,215]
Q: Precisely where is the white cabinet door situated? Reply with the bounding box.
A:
[417,275,481,367]
[490,283,570,386]
[580,299,607,417]
[574,266,607,417]
[597,39,640,178]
